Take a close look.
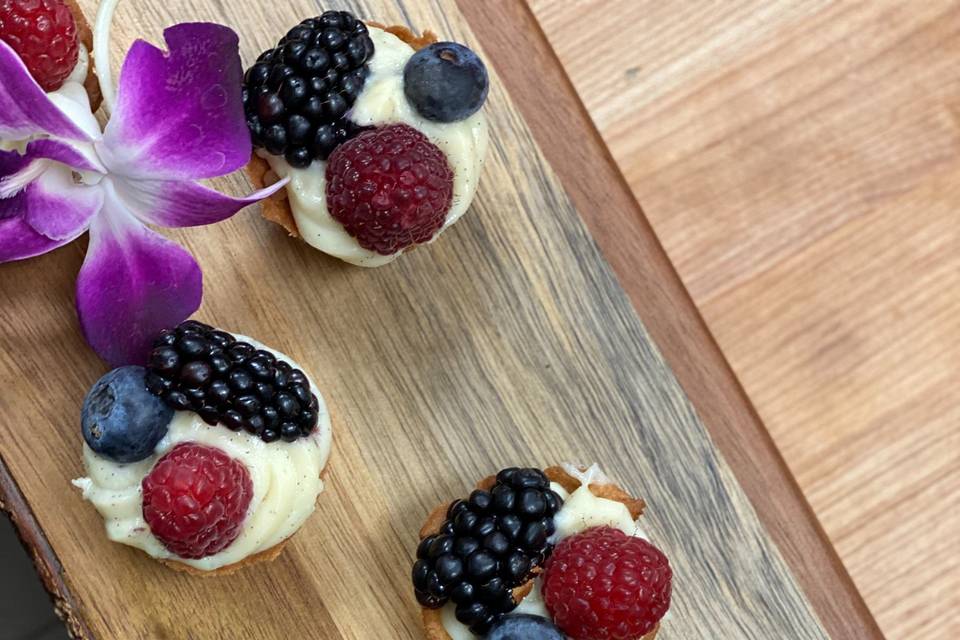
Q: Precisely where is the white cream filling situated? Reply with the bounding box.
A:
[440,465,649,639]
[263,26,489,267]
[73,336,333,571]
[48,44,102,138]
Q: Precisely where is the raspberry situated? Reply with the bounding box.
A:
[326,123,454,255]
[142,443,253,559]
[0,0,79,91]
[542,527,672,640]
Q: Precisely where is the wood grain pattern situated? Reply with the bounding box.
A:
[466,4,882,639]
[529,1,960,637]
[0,0,827,638]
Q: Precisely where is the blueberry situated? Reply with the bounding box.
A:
[486,614,565,640]
[81,366,171,463]
[403,42,488,122]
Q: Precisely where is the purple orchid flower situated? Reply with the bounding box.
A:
[0,23,285,366]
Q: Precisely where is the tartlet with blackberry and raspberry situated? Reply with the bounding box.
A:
[73,321,332,575]
[413,465,672,640]
[1,0,101,114]
[244,10,489,266]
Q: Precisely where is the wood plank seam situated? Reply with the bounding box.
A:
[480,2,885,638]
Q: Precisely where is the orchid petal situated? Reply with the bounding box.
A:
[113,175,289,228]
[76,183,201,366]
[100,23,251,181]
[0,40,94,141]
[0,214,77,262]
[0,150,102,261]
[25,139,106,174]
[23,166,103,239]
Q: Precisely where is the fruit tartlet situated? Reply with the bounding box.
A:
[73,321,332,574]
[413,465,672,639]
[0,0,101,130]
[245,10,489,266]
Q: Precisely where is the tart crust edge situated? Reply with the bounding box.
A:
[65,0,102,111]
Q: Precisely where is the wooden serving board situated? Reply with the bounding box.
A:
[0,0,830,638]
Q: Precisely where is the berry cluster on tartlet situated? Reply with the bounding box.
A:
[0,0,100,104]
[414,465,672,640]
[73,321,332,575]
[245,11,490,266]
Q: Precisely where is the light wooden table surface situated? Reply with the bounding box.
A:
[530,1,960,638]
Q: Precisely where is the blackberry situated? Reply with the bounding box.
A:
[412,468,564,635]
[243,10,375,168]
[145,321,320,443]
